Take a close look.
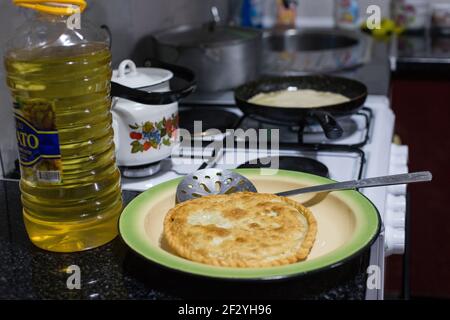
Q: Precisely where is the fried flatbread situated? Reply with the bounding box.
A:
[163,192,317,268]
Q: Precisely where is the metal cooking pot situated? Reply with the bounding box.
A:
[261,28,372,75]
[153,24,262,92]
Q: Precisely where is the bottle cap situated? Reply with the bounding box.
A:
[13,0,86,16]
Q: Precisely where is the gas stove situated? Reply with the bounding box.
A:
[121,95,408,300]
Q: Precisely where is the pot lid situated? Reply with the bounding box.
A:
[112,60,173,89]
[154,25,261,48]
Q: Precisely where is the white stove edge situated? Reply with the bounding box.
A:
[361,95,397,300]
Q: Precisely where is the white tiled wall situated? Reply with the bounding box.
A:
[299,0,391,18]
[85,0,229,67]
[0,2,27,177]
[298,0,450,20]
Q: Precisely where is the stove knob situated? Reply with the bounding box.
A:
[385,226,405,256]
[389,145,409,195]
[390,144,409,164]
[388,166,408,194]
[385,209,405,228]
[388,183,407,196]
[386,194,406,213]
[389,164,408,175]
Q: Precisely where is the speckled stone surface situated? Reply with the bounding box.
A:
[0,179,369,300]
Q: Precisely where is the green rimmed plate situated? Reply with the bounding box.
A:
[119,169,381,280]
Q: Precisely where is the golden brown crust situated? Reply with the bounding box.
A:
[163,192,317,268]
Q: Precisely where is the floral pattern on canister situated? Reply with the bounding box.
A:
[128,113,178,154]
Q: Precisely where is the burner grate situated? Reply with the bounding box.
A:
[178,106,373,148]
[236,107,373,148]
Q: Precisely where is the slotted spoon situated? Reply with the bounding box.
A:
[175,169,432,203]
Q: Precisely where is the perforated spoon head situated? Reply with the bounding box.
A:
[176,169,257,203]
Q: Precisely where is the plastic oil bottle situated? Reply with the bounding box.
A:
[3,1,123,252]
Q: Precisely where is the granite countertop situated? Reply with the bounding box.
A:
[334,38,391,96]
[390,31,450,76]
[0,179,369,300]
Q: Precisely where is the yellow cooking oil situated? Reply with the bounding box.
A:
[4,42,123,252]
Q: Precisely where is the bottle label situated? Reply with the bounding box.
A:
[13,99,62,183]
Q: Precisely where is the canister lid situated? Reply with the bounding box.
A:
[13,0,87,16]
[112,60,173,89]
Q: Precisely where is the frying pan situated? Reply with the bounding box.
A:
[234,75,368,140]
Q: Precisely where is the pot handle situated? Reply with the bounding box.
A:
[111,59,196,105]
[311,111,344,140]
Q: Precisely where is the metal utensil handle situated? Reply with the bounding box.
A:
[211,6,220,24]
[276,171,432,197]
[196,138,226,171]
[208,6,220,32]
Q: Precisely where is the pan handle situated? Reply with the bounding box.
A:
[311,111,344,140]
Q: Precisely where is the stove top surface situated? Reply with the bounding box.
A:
[237,155,330,178]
